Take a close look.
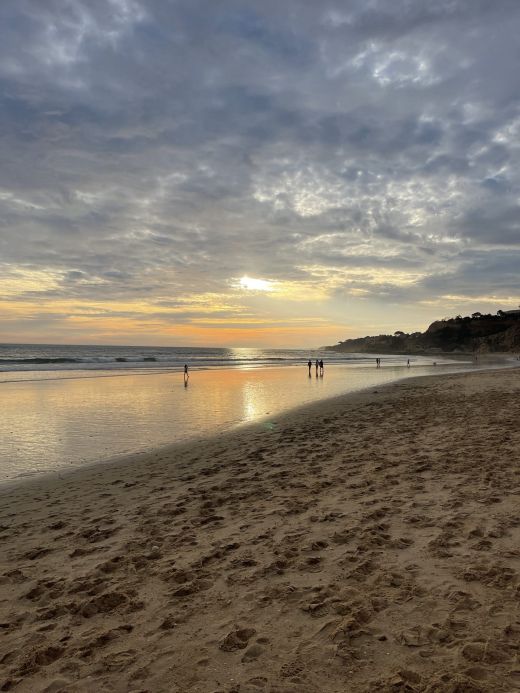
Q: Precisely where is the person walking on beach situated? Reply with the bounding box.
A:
[183,363,189,386]
[319,359,324,376]
[407,359,410,368]
[307,359,312,376]
[315,359,319,377]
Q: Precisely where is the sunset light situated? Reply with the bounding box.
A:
[238,276,274,292]
[1,5,520,691]
[0,1,518,351]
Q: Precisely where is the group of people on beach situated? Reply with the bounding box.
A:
[183,354,417,386]
[308,359,324,377]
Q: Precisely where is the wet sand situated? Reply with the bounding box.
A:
[0,357,479,484]
[0,368,519,692]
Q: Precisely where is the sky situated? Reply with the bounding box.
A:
[0,0,519,348]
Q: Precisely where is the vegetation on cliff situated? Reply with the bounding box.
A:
[327,310,520,354]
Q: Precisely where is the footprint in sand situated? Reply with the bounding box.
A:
[77,590,129,618]
[242,677,269,690]
[241,643,265,662]
[102,649,137,672]
[219,627,256,652]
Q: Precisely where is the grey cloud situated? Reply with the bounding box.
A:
[453,206,520,245]
[0,0,519,317]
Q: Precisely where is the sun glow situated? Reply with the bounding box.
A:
[239,276,274,291]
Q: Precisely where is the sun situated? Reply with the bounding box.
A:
[239,276,274,291]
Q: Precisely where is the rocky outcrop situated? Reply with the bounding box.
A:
[475,322,520,353]
[327,312,520,354]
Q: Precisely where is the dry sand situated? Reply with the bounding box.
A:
[0,368,519,693]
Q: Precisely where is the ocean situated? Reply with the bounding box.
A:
[0,342,420,380]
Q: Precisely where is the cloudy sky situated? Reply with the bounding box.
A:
[1,0,519,347]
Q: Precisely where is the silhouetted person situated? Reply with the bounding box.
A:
[307,359,312,376]
[319,359,324,376]
[315,359,319,377]
[184,363,189,386]
[407,359,410,368]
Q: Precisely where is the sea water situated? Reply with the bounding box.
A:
[0,342,455,378]
[0,344,509,483]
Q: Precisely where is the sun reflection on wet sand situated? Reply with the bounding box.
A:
[0,362,482,482]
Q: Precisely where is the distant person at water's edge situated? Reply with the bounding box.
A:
[307,359,312,376]
[319,359,324,376]
[315,359,319,377]
[184,364,189,386]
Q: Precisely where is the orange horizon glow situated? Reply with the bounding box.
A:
[0,295,350,348]
[0,267,355,347]
[0,322,349,348]
[3,268,518,348]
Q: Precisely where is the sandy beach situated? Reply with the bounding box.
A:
[1,368,519,693]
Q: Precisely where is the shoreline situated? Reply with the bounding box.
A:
[1,350,515,384]
[0,361,515,494]
[0,353,473,383]
[1,367,519,692]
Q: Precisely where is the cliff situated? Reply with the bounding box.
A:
[327,311,520,354]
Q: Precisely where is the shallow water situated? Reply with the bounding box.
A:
[0,359,509,483]
[0,342,435,375]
